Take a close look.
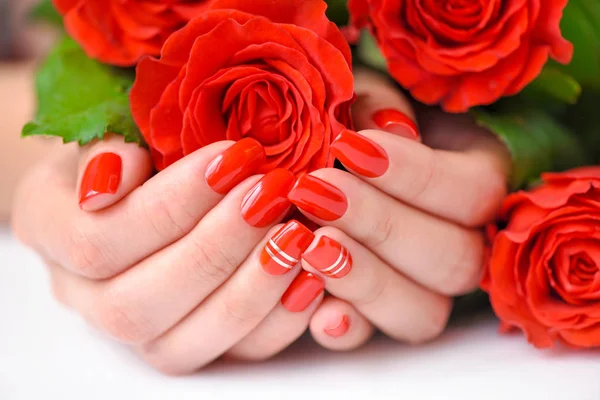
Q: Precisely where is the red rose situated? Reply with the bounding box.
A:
[52,0,211,66]
[482,168,600,348]
[348,0,573,112]
[130,0,354,172]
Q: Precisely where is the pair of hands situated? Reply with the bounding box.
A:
[12,70,510,375]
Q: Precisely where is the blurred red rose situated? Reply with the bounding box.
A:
[130,0,354,172]
[348,0,573,112]
[52,0,211,66]
[482,168,600,348]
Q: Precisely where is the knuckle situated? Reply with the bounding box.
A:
[95,289,155,344]
[406,148,437,202]
[219,290,265,328]
[65,226,116,279]
[462,168,507,227]
[369,210,396,249]
[407,297,453,344]
[137,344,197,376]
[355,273,388,308]
[140,186,195,241]
[187,239,239,283]
[438,232,484,296]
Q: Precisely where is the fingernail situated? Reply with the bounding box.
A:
[287,175,348,221]
[241,169,296,227]
[281,271,325,312]
[205,138,266,194]
[79,153,122,207]
[260,220,315,275]
[302,236,352,279]
[324,315,350,338]
[331,129,389,178]
[372,109,419,140]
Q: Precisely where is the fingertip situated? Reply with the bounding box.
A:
[77,135,153,212]
[310,297,374,351]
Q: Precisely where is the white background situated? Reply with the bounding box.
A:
[1,226,599,400]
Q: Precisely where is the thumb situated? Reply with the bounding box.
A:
[77,134,153,212]
[352,68,420,141]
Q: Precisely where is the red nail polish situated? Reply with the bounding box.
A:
[287,175,348,221]
[331,129,389,178]
[241,169,296,228]
[372,109,419,140]
[260,220,315,276]
[302,236,352,279]
[79,153,122,207]
[205,138,266,194]
[281,271,324,312]
[324,315,350,338]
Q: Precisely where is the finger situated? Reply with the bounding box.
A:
[136,226,324,376]
[77,134,153,211]
[226,297,321,362]
[288,169,485,296]
[17,139,265,279]
[56,176,294,346]
[352,68,420,140]
[309,297,375,351]
[337,71,509,227]
[302,227,453,344]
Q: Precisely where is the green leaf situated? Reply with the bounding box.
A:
[356,30,388,73]
[29,0,62,26]
[23,37,144,146]
[519,66,581,105]
[325,0,350,26]
[472,109,588,190]
[555,0,600,89]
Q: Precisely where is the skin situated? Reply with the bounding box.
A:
[8,69,510,375]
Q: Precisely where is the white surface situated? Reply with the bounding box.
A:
[1,226,599,400]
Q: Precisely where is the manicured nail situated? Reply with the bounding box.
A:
[372,109,419,140]
[331,129,389,178]
[302,236,352,279]
[281,271,325,312]
[287,175,348,221]
[324,315,350,338]
[79,153,122,207]
[205,138,266,194]
[241,169,296,227]
[260,220,315,275]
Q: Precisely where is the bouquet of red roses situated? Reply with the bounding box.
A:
[24,0,600,349]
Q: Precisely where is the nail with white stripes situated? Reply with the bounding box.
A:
[302,236,352,279]
[260,220,315,276]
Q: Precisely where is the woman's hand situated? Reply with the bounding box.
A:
[287,69,511,348]
[11,137,326,375]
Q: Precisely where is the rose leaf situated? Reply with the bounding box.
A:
[519,66,581,105]
[29,0,62,26]
[472,109,588,190]
[356,31,388,73]
[22,37,145,146]
[557,0,600,89]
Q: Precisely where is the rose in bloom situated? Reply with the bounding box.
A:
[52,0,211,66]
[130,0,354,172]
[482,168,600,348]
[348,0,573,112]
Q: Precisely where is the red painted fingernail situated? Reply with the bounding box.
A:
[331,129,389,178]
[372,109,419,140]
[260,220,315,276]
[242,169,296,227]
[324,315,350,338]
[281,271,325,312]
[302,236,352,279]
[205,138,266,194]
[79,153,122,207]
[287,175,348,221]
